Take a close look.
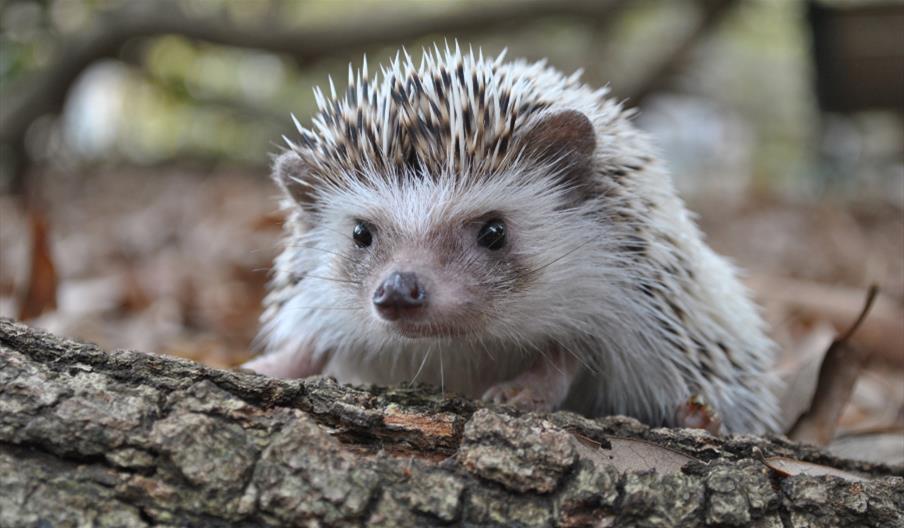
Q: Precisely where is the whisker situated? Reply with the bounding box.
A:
[479,337,496,362]
[291,245,357,263]
[314,224,358,244]
[303,274,361,285]
[524,238,596,276]
[412,347,432,385]
[524,340,560,376]
[281,306,360,311]
[550,335,595,373]
[440,348,445,397]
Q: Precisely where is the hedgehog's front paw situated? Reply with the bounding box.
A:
[482,383,556,413]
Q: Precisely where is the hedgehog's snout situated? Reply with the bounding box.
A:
[372,271,427,321]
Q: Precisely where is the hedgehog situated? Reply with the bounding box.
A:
[243,44,781,434]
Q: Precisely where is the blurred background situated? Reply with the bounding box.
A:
[0,0,902,460]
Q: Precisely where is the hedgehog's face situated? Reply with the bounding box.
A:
[276,110,603,341]
[284,167,539,340]
[337,204,525,339]
[292,177,602,343]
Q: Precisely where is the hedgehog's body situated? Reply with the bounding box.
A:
[245,46,780,434]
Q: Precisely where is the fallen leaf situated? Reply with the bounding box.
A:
[571,434,698,475]
[763,456,870,482]
[776,321,837,431]
[788,286,878,446]
[251,211,286,231]
[118,269,152,314]
[751,275,904,367]
[18,211,57,321]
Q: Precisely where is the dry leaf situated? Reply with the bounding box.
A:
[776,322,837,431]
[118,269,153,314]
[572,434,698,475]
[251,211,286,231]
[18,211,57,321]
[763,456,869,482]
[751,275,904,367]
[788,287,878,446]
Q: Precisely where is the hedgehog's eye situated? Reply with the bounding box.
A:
[353,221,373,248]
[477,219,506,251]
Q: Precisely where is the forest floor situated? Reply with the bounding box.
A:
[1,167,902,463]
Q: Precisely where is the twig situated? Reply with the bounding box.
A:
[787,285,879,446]
[0,0,627,187]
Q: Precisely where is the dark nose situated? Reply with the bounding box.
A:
[372,271,426,320]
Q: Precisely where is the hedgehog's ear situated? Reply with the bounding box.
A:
[522,110,596,187]
[273,150,318,207]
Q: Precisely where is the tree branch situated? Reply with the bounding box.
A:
[1,318,902,526]
[0,0,626,157]
[625,0,739,106]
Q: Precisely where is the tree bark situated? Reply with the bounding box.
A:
[1,318,901,527]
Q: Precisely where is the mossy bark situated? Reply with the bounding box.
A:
[1,318,902,527]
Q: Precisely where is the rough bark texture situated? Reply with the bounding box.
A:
[1,318,902,527]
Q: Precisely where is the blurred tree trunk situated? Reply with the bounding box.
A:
[1,318,901,527]
[1,0,629,191]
